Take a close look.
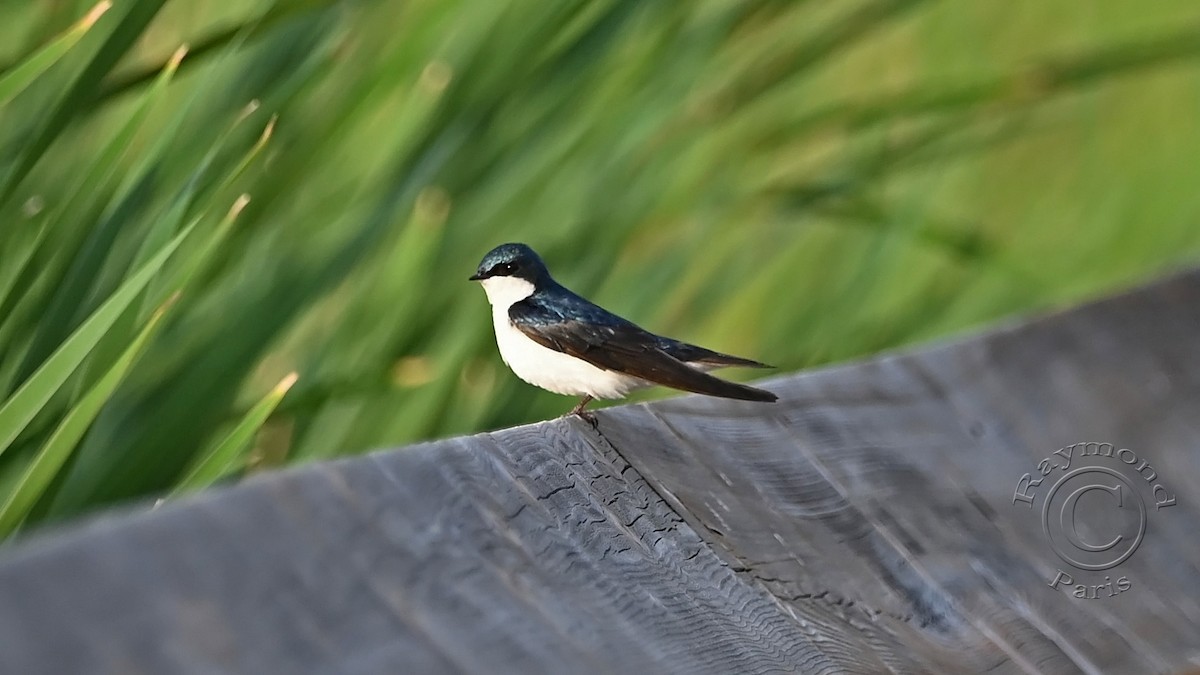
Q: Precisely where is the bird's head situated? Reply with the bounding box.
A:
[470,243,551,307]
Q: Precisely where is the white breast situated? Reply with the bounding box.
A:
[479,277,644,399]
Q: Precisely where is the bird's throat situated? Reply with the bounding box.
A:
[480,276,536,309]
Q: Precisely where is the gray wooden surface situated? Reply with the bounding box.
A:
[0,270,1198,674]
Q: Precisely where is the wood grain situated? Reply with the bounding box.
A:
[0,269,1198,674]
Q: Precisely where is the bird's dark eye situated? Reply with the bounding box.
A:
[494,262,517,275]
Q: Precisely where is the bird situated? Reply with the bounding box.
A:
[469,242,777,421]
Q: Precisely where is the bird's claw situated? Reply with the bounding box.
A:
[572,410,598,428]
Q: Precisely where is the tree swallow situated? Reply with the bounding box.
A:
[470,243,777,419]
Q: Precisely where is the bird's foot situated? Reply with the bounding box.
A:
[568,396,597,428]
[572,409,598,428]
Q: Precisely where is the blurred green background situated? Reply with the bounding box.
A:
[0,0,1198,535]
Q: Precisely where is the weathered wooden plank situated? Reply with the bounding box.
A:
[601,271,1200,674]
[0,270,1197,674]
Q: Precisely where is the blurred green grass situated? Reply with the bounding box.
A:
[0,0,1198,534]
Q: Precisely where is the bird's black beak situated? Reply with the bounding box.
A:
[469,272,486,281]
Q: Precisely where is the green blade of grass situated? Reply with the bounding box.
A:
[96,0,333,104]
[121,57,263,284]
[72,193,221,400]
[67,74,266,397]
[137,193,251,324]
[0,2,111,106]
[0,0,171,203]
[57,42,186,218]
[0,295,175,537]
[167,195,252,295]
[138,114,274,318]
[2,43,188,384]
[0,222,46,317]
[0,220,196,460]
[36,17,341,512]
[173,372,298,494]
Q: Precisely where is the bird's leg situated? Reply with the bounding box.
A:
[569,395,593,415]
[569,395,597,427]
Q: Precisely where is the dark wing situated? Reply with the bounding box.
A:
[509,292,776,403]
[656,338,773,369]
